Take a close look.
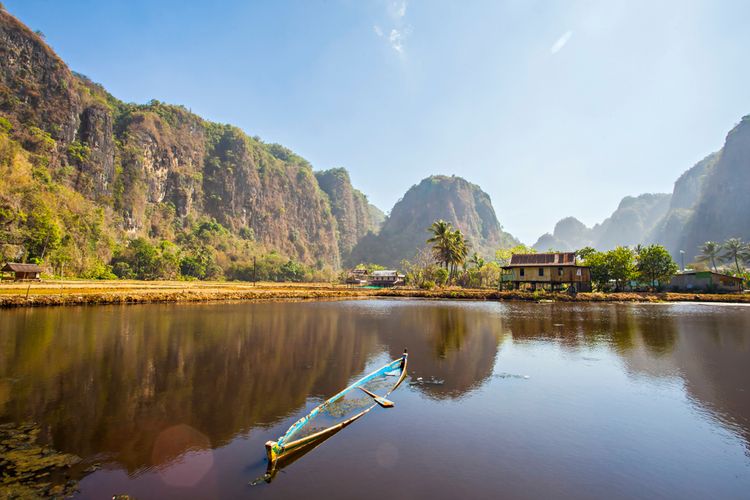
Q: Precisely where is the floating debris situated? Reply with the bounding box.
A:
[249,473,273,486]
[0,422,82,498]
[409,376,444,386]
[494,373,530,380]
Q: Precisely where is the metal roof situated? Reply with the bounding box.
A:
[371,270,398,277]
[2,262,42,272]
[507,253,578,267]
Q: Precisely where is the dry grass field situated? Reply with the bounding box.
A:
[0,280,748,308]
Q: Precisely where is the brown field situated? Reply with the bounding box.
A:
[0,280,748,308]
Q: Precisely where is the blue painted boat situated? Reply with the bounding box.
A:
[265,349,408,465]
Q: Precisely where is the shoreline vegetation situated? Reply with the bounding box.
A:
[1,280,748,308]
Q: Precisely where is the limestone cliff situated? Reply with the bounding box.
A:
[533,194,671,252]
[349,175,518,268]
[679,116,750,256]
[1,9,372,269]
[646,152,717,255]
[315,168,384,261]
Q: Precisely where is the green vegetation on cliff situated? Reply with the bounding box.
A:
[0,9,382,280]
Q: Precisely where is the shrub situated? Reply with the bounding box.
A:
[420,280,436,290]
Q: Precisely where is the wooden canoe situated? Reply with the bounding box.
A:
[265,349,408,465]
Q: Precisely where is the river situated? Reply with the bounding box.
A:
[1,299,749,499]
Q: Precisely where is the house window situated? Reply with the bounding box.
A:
[538,268,544,277]
[576,268,582,276]
[520,268,525,277]
[558,267,563,277]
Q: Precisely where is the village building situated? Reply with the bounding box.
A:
[670,271,744,293]
[501,252,592,292]
[345,268,369,285]
[1,262,43,282]
[369,270,404,287]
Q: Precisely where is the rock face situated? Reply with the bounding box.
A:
[533,194,671,252]
[349,175,518,268]
[315,168,384,261]
[679,117,750,257]
[0,11,81,146]
[533,217,594,252]
[0,9,382,269]
[595,193,672,249]
[534,115,750,259]
[646,152,717,255]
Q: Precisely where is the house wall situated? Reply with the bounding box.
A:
[671,273,742,292]
[506,266,590,283]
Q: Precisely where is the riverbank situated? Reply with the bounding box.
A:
[1,280,748,307]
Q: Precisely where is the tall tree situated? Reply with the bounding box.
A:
[696,241,721,272]
[606,246,636,292]
[722,238,748,274]
[636,244,678,290]
[426,220,453,269]
[447,230,469,282]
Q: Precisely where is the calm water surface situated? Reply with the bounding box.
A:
[1,299,749,499]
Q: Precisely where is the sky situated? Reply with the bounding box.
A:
[6,0,750,243]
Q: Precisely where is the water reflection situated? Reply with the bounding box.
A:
[0,303,382,472]
[1,300,749,491]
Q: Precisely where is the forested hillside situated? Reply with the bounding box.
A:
[0,8,381,279]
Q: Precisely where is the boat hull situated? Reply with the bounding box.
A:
[265,350,408,465]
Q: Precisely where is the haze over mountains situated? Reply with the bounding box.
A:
[534,117,750,260]
[1,7,749,275]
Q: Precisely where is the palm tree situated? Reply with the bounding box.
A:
[696,241,721,272]
[469,252,485,287]
[427,220,453,269]
[722,238,747,274]
[469,252,485,269]
[448,230,469,282]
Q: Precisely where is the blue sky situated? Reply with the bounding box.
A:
[6,0,750,243]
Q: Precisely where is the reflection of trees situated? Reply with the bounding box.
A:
[501,303,676,357]
[0,303,381,472]
[380,303,506,399]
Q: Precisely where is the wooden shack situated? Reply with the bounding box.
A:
[2,262,43,281]
[345,268,369,285]
[501,252,591,292]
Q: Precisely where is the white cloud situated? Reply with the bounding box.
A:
[375,1,410,55]
[390,1,407,19]
[550,31,573,55]
[389,29,404,53]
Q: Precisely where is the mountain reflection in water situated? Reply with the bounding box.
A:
[1,300,748,498]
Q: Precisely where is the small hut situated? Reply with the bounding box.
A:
[669,271,743,293]
[1,262,43,282]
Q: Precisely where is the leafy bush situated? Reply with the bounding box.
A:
[433,267,449,286]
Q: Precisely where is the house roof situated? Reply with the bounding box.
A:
[2,262,42,273]
[372,270,398,277]
[506,253,578,267]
